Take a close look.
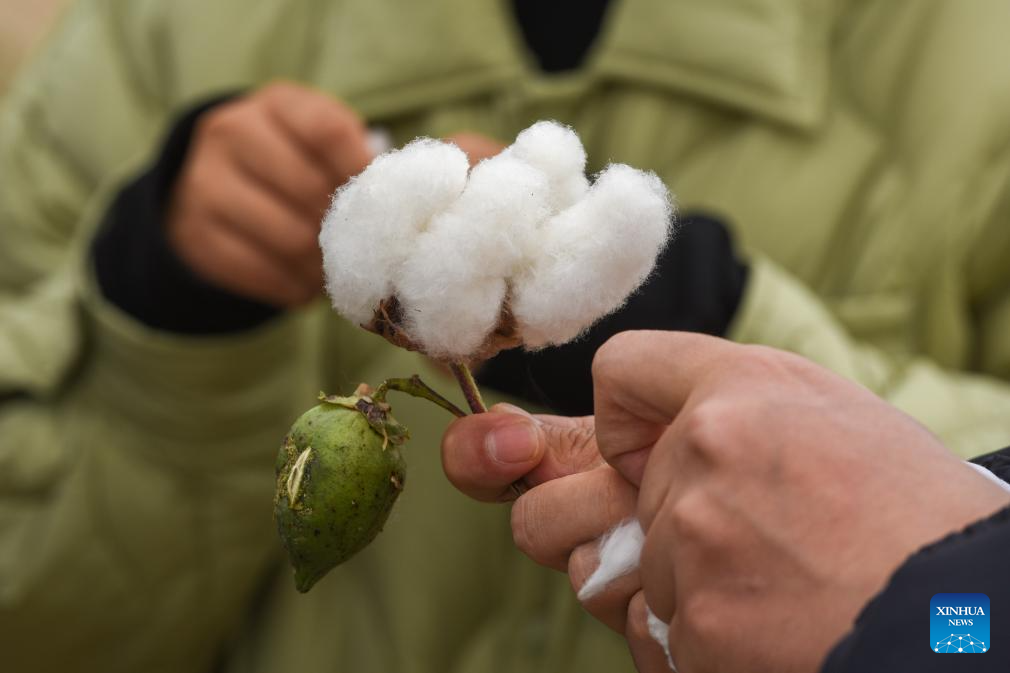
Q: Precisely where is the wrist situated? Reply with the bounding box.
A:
[92,93,281,334]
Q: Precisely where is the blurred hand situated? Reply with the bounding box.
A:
[592,331,1010,673]
[167,81,373,307]
[446,131,506,166]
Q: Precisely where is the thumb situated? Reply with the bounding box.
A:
[522,408,603,486]
[441,403,600,502]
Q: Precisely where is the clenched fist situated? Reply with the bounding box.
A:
[594,333,1010,672]
[167,82,373,307]
[441,332,1010,673]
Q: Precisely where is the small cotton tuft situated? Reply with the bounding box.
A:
[577,517,676,670]
[319,122,674,360]
[577,518,645,602]
[647,606,678,671]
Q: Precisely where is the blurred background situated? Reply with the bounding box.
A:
[0,0,68,93]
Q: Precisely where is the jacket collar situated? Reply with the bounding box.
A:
[330,0,837,131]
[590,0,839,130]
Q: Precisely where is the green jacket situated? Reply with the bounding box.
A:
[2,0,1010,671]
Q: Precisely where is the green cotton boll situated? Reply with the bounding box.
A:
[274,395,407,592]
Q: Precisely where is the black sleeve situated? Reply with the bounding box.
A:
[476,214,748,415]
[92,96,281,334]
[971,446,1010,478]
[821,446,1010,673]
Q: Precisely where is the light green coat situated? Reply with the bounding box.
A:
[2,0,1010,671]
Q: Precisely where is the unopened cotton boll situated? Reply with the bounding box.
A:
[320,138,469,324]
[396,153,553,360]
[506,120,589,212]
[512,163,673,347]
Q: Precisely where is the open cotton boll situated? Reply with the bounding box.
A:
[320,138,469,324]
[512,163,673,347]
[506,120,589,212]
[396,153,553,359]
[320,121,673,364]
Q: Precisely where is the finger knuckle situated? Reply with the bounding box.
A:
[278,227,320,258]
[510,495,550,564]
[592,332,639,383]
[599,470,635,524]
[567,546,598,596]
[625,592,653,642]
[194,180,235,222]
[678,591,723,644]
[555,424,600,471]
[196,105,247,143]
[668,489,711,542]
[510,498,535,556]
[316,113,361,148]
[192,115,223,146]
[681,401,732,461]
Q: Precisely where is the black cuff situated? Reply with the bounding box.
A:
[477,213,748,415]
[822,455,1010,673]
[92,95,281,334]
[971,446,1010,484]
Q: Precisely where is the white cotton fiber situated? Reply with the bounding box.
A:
[512,164,674,348]
[577,518,645,602]
[319,121,674,360]
[320,138,469,324]
[396,153,553,359]
[577,518,677,671]
[646,606,678,672]
[506,121,589,212]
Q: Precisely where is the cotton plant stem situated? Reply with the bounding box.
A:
[449,362,487,414]
[373,375,467,418]
[383,364,528,498]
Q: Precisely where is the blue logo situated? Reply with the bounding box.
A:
[931,593,990,653]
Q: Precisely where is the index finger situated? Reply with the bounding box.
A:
[591,330,738,485]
